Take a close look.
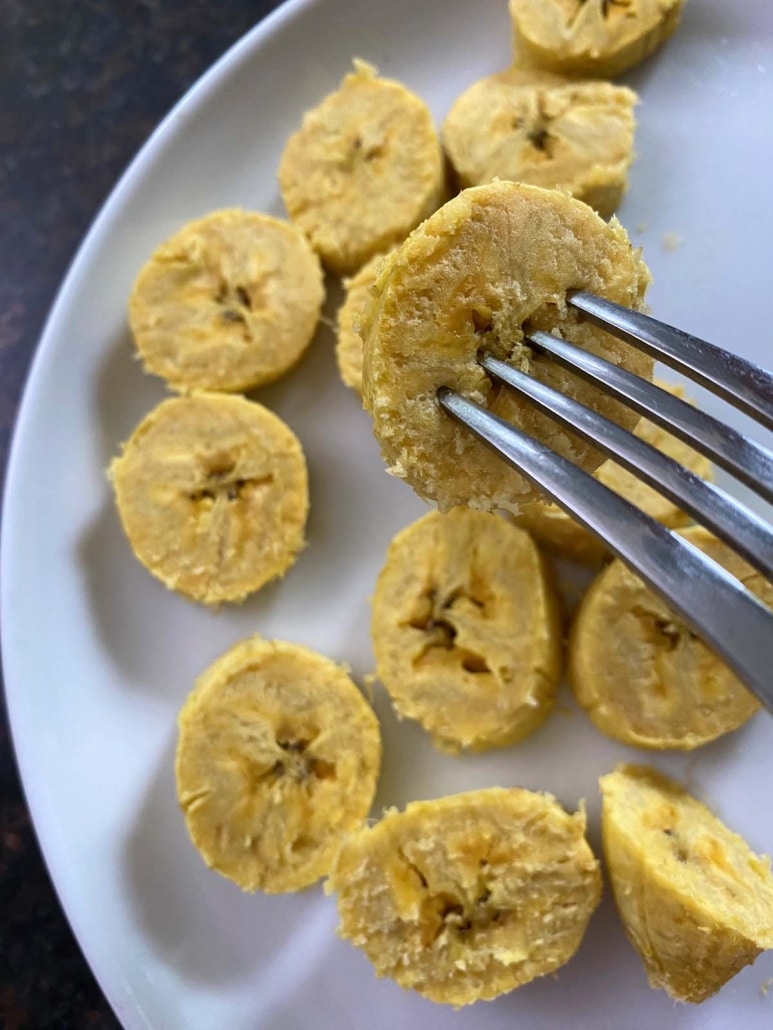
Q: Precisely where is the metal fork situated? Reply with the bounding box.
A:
[437,290,773,713]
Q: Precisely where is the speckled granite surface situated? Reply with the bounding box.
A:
[0,2,281,1025]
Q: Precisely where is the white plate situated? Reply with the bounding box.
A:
[3,0,773,1026]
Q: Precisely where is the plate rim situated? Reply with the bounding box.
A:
[4,2,773,1025]
[0,1,317,1024]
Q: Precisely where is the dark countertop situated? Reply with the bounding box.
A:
[0,2,281,1025]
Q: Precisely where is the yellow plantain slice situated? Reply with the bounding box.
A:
[176,636,382,894]
[109,393,308,605]
[508,0,685,79]
[336,248,396,395]
[601,764,773,1002]
[371,508,562,752]
[327,788,601,1006]
[278,60,445,275]
[443,67,637,219]
[362,181,652,513]
[515,381,714,565]
[570,526,766,749]
[129,209,324,392]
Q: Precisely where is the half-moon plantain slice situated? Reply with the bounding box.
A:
[601,764,773,1002]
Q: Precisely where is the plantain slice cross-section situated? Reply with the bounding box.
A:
[601,765,773,1002]
[443,67,637,219]
[336,248,396,395]
[129,209,325,393]
[362,181,652,513]
[570,526,766,749]
[371,508,562,752]
[515,381,714,565]
[176,636,382,894]
[508,0,685,79]
[279,61,445,276]
[110,393,308,605]
[328,788,601,1006]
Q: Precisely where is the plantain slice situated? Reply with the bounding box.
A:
[176,636,382,893]
[515,381,714,565]
[362,180,652,513]
[129,209,324,393]
[570,526,766,750]
[336,249,396,395]
[109,393,308,605]
[328,788,601,1005]
[278,60,445,275]
[601,764,773,1002]
[443,67,637,219]
[371,508,561,753]
[508,0,685,79]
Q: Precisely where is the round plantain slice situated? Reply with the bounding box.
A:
[442,67,637,219]
[176,636,382,894]
[600,764,773,1002]
[129,209,325,393]
[515,381,714,565]
[278,60,445,276]
[570,526,766,750]
[508,0,685,79]
[327,787,601,1006]
[336,249,396,395]
[371,508,562,753]
[109,393,308,605]
[362,180,652,513]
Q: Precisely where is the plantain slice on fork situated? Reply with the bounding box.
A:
[362,180,652,513]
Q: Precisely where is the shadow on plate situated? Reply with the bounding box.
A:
[245,272,344,411]
[94,323,167,469]
[495,889,667,1023]
[622,0,747,95]
[680,713,768,801]
[123,732,335,988]
[669,0,749,44]
[77,497,289,692]
[81,305,319,691]
[501,869,770,1023]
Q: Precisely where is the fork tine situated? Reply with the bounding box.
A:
[437,387,773,714]
[439,389,773,712]
[525,328,773,507]
[479,354,773,582]
[568,290,773,432]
